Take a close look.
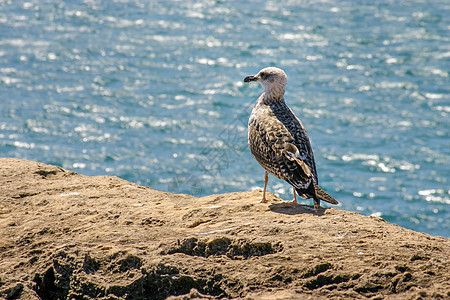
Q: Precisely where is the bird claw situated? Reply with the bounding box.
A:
[314,204,320,212]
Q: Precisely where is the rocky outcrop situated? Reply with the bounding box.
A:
[0,158,448,299]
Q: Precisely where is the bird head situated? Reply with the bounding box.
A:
[244,67,287,99]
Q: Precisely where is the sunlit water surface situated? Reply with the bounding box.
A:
[1,1,449,237]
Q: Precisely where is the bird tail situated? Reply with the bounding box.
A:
[313,183,339,205]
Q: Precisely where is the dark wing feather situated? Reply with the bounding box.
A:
[270,101,318,183]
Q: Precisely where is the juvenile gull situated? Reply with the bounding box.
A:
[244,67,339,212]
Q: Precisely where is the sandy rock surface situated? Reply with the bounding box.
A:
[0,158,448,299]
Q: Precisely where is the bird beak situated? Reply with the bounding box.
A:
[244,75,258,82]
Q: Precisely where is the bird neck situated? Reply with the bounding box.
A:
[260,91,285,105]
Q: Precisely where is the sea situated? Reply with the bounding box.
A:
[1,0,449,237]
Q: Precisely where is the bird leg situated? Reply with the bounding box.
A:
[260,171,269,203]
[313,197,320,212]
[287,187,298,204]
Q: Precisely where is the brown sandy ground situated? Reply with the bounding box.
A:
[0,158,448,299]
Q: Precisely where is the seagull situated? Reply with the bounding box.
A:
[244,67,339,212]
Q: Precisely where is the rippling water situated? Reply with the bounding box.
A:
[1,1,449,237]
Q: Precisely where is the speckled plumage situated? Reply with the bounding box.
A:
[244,67,338,211]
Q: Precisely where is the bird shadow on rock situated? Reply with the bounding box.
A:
[268,202,325,216]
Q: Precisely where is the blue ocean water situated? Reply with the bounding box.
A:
[1,1,449,237]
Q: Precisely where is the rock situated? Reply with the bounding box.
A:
[0,158,449,299]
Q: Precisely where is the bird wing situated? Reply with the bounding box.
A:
[270,101,318,182]
[266,130,314,189]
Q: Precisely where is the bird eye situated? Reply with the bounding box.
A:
[260,72,266,79]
